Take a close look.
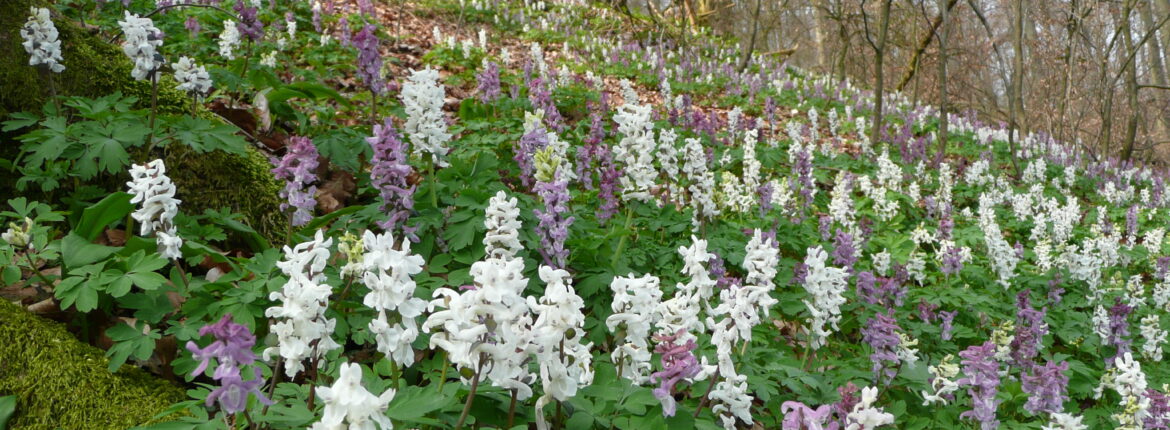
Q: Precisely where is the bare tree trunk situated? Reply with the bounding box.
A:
[738,0,764,72]
[895,0,960,92]
[1143,1,1169,86]
[935,0,949,165]
[1056,0,1086,144]
[864,0,893,146]
[834,2,850,82]
[814,0,830,71]
[1006,0,1024,177]
[1122,0,1141,161]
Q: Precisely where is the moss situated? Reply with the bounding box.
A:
[1,1,284,241]
[0,299,186,429]
[166,144,287,241]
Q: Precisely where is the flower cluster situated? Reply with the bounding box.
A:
[353,24,385,94]
[310,363,395,430]
[801,246,849,349]
[186,315,272,414]
[271,136,320,226]
[606,273,663,384]
[368,119,416,237]
[126,159,183,260]
[361,230,426,367]
[529,266,594,429]
[21,7,64,73]
[401,68,452,167]
[264,231,340,378]
[958,341,1001,430]
[172,56,212,97]
[117,12,164,81]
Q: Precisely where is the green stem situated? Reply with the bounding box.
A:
[610,207,634,268]
[437,351,450,391]
[23,252,54,290]
[454,353,487,430]
[145,73,160,154]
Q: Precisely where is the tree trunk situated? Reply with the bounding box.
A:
[935,0,949,165]
[1006,0,1025,176]
[1122,0,1141,161]
[870,0,893,146]
[1056,0,1084,144]
[895,0,960,92]
[738,0,764,72]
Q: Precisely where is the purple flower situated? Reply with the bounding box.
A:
[861,311,902,384]
[1107,297,1134,367]
[528,78,565,132]
[758,181,775,215]
[818,215,832,241]
[368,118,416,238]
[831,230,857,271]
[353,25,385,95]
[939,310,957,341]
[270,136,319,226]
[232,3,263,42]
[1021,360,1068,415]
[780,401,833,430]
[940,246,964,276]
[185,16,201,37]
[515,123,549,188]
[649,330,700,417]
[596,145,621,224]
[534,171,574,269]
[957,341,1001,430]
[1146,389,1170,429]
[185,315,272,414]
[476,61,501,103]
[1127,205,1138,239]
[918,300,939,322]
[1047,274,1065,305]
[1010,290,1047,369]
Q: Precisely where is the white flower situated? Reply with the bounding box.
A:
[802,246,849,349]
[605,273,662,384]
[683,137,719,228]
[529,266,594,430]
[362,230,426,367]
[845,386,895,429]
[482,191,523,260]
[612,103,658,202]
[172,56,212,97]
[117,12,163,81]
[401,68,452,167]
[1,218,33,250]
[310,362,395,430]
[1140,315,1166,362]
[921,355,960,405]
[1042,413,1088,430]
[219,20,240,59]
[21,7,64,73]
[709,372,753,430]
[260,50,278,67]
[264,230,340,378]
[126,160,183,259]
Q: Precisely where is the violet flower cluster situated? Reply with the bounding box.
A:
[957,341,1001,430]
[271,136,319,226]
[1021,360,1069,415]
[186,314,272,414]
[476,60,502,103]
[533,168,574,269]
[367,118,416,238]
[352,24,385,94]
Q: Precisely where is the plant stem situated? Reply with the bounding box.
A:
[262,356,284,416]
[610,206,634,268]
[437,351,450,391]
[693,372,719,418]
[507,389,518,428]
[145,73,160,153]
[454,353,487,430]
[174,259,192,291]
[23,252,54,291]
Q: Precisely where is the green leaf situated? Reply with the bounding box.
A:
[0,395,15,430]
[385,385,454,423]
[74,192,133,241]
[55,276,99,312]
[166,116,247,155]
[118,292,173,323]
[61,233,118,268]
[1,266,19,287]
[105,321,160,372]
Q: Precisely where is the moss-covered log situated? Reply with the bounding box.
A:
[0,299,186,429]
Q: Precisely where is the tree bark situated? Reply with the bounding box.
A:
[935,0,949,165]
[1006,0,1025,177]
[895,0,960,92]
[1122,0,1141,161]
[738,0,764,72]
[864,0,893,146]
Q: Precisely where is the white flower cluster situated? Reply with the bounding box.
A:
[117,12,163,81]
[1095,352,1150,429]
[978,194,1018,288]
[613,103,658,202]
[682,137,719,228]
[605,273,663,384]
[264,231,340,378]
[21,7,64,73]
[708,230,777,350]
[361,230,427,367]
[126,160,183,260]
[920,355,960,405]
[1140,315,1166,361]
[1042,413,1088,430]
[658,237,715,338]
[401,68,452,167]
[845,386,896,430]
[801,246,849,349]
[425,193,535,398]
[218,20,240,59]
[709,373,753,430]
[172,56,212,97]
[310,362,396,430]
[658,129,681,199]
[482,191,523,259]
[529,266,594,430]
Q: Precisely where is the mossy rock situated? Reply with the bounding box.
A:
[1,0,285,240]
[0,299,186,429]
